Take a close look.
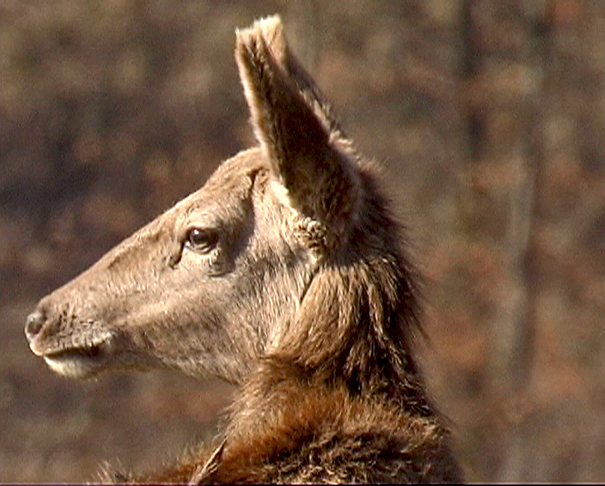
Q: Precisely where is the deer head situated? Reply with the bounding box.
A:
[24,16,366,381]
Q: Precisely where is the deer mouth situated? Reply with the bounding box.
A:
[41,344,106,378]
[33,337,113,379]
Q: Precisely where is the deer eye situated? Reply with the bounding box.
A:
[185,228,218,254]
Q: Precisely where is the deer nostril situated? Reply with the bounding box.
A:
[25,310,45,341]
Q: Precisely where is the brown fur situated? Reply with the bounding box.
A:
[25,16,464,483]
[110,382,460,484]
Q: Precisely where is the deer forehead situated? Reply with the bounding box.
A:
[169,150,265,217]
[205,149,264,188]
[174,148,304,232]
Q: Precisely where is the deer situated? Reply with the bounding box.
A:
[24,15,464,484]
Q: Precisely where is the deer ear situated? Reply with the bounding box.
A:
[235,16,359,240]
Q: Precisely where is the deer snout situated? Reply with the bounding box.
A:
[25,309,45,342]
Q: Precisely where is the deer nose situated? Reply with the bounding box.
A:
[25,310,45,341]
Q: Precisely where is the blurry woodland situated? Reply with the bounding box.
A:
[1,0,604,482]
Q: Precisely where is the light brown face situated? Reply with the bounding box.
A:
[24,148,315,382]
[25,15,362,384]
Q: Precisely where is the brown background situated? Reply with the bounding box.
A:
[1,0,604,482]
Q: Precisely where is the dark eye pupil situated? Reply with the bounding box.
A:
[187,228,217,252]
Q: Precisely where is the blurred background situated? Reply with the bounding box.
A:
[1,0,604,482]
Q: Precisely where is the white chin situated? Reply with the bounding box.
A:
[44,356,98,379]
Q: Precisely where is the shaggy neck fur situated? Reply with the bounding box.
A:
[229,168,435,446]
